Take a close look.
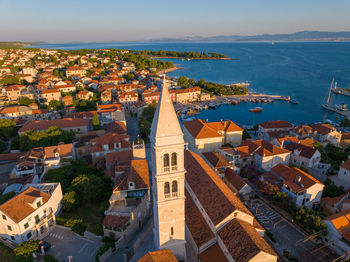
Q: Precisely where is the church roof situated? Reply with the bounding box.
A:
[150,75,184,147]
[184,150,251,226]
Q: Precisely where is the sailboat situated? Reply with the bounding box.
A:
[322,78,348,112]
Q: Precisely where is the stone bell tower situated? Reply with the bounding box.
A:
[150,75,186,261]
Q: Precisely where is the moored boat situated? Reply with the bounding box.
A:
[250,107,263,113]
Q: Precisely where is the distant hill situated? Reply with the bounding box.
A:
[150,31,350,42]
[0,42,46,49]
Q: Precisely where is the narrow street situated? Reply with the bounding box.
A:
[125,110,140,142]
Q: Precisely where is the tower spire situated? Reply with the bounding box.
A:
[150,74,184,147]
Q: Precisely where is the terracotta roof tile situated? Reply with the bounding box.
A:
[185,150,251,226]
[225,168,246,191]
[218,219,277,262]
[138,250,178,262]
[259,120,293,129]
[185,190,215,247]
[199,243,228,262]
[203,151,230,169]
[0,187,51,223]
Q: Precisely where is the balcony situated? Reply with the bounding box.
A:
[172,192,178,197]
[164,167,170,172]
[171,166,177,171]
[164,193,170,199]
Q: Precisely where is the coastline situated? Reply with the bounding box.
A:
[151,56,237,60]
[156,66,184,74]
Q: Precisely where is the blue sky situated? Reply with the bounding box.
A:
[0,0,349,43]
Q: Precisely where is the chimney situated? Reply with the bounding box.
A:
[297,176,301,183]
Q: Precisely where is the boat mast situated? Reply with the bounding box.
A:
[326,78,334,104]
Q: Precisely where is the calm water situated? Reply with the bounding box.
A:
[35,42,350,125]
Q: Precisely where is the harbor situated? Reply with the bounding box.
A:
[175,92,293,119]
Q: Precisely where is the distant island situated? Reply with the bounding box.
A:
[140,50,234,60]
[150,30,350,42]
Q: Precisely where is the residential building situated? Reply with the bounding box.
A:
[44,143,74,169]
[77,90,93,101]
[323,210,350,257]
[311,123,342,146]
[335,159,350,190]
[224,168,252,196]
[40,89,62,104]
[19,118,92,137]
[0,183,63,244]
[118,91,139,105]
[183,119,243,153]
[235,139,291,171]
[261,164,324,208]
[65,66,86,78]
[103,160,150,238]
[258,120,293,140]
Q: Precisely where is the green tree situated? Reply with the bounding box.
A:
[0,75,20,85]
[14,240,39,260]
[0,119,17,138]
[49,100,63,111]
[178,76,189,88]
[18,97,34,106]
[62,191,78,211]
[92,113,100,130]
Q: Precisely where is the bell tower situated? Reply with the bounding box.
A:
[150,75,186,261]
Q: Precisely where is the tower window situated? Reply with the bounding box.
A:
[164,182,170,198]
[171,153,177,170]
[163,153,170,172]
[171,227,174,236]
[172,181,178,197]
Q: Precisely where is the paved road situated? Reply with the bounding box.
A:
[43,226,102,262]
[249,199,337,262]
[125,110,140,142]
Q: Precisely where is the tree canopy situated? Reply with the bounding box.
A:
[17,126,75,151]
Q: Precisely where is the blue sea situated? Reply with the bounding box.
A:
[34,42,350,126]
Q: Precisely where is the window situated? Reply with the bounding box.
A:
[24,223,29,229]
[7,225,12,231]
[37,201,41,208]
[2,215,6,220]
[171,227,174,236]
[11,236,15,241]
[171,153,177,170]
[164,182,170,198]
[27,232,32,239]
[172,181,178,197]
[35,215,40,224]
[163,154,169,171]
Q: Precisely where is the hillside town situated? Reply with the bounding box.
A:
[1,47,350,262]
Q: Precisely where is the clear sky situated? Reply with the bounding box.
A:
[1,0,349,43]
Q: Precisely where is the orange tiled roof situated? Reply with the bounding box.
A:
[259,120,293,129]
[19,118,91,133]
[0,187,51,223]
[138,250,178,262]
[113,160,149,191]
[218,219,277,261]
[185,190,215,247]
[184,150,251,226]
[199,243,228,262]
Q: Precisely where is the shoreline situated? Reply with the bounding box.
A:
[151,56,237,60]
[156,66,184,74]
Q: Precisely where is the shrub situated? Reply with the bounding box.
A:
[62,191,78,211]
[64,218,87,235]
[14,240,39,260]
